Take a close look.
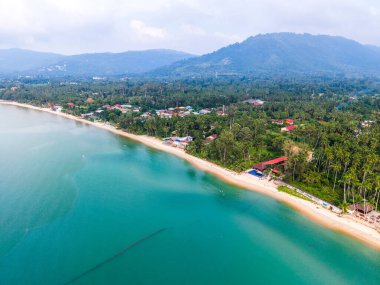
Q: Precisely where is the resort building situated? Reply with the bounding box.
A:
[281,125,296,132]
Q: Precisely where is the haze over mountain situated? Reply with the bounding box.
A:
[0,49,194,77]
[153,33,380,77]
[37,50,194,77]
[0,49,64,74]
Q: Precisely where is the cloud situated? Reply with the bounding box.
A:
[130,20,168,40]
[0,0,379,54]
[182,24,207,36]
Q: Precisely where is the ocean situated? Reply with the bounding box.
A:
[0,104,379,285]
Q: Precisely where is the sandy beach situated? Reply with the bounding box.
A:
[1,100,380,250]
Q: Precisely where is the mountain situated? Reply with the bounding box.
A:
[0,49,64,74]
[153,33,380,77]
[0,49,194,77]
[37,49,194,77]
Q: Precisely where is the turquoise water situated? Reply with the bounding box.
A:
[0,105,379,285]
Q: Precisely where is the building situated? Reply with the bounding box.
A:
[199,109,211,115]
[349,204,374,214]
[243,99,264,106]
[284,119,294,125]
[272,120,284,125]
[204,134,218,145]
[252,156,288,173]
[281,125,296,132]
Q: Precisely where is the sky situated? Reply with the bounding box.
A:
[0,0,379,55]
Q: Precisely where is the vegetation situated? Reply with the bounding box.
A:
[1,76,379,210]
[277,186,313,202]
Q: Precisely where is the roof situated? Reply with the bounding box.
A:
[263,156,288,165]
[349,204,374,213]
[284,119,294,124]
[252,163,267,171]
[285,125,296,132]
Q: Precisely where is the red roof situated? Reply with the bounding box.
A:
[272,169,280,174]
[263,156,288,165]
[285,125,296,132]
[252,163,267,171]
[67,102,75,107]
[284,119,294,124]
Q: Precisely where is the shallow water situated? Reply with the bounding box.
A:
[0,105,379,285]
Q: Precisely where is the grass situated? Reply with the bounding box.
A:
[277,186,313,202]
[285,180,341,206]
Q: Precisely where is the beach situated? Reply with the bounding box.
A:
[1,100,380,250]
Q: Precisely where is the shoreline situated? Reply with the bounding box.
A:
[1,100,380,251]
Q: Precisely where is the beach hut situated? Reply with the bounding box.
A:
[349,204,374,214]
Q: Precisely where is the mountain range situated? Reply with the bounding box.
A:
[154,33,380,77]
[0,49,194,77]
[2,33,380,78]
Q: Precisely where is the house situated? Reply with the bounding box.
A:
[86,98,94,103]
[252,156,288,173]
[349,204,374,214]
[281,125,296,132]
[52,105,62,112]
[272,120,284,125]
[243,99,264,106]
[156,110,173,118]
[199,109,211,115]
[176,136,193,142]
[141,112,152,118]
[67,102,75,108]
[163,136,193,149]
[284,119,294,125]
[81,112,94,118]
[361,120,374,128]
[204,134,218,144]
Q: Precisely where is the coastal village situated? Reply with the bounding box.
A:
[43,97,380,234]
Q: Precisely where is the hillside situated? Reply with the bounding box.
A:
[0,49,64,74]
[153,33,380,77]
[0,49,194,77]
[37,49,194,77]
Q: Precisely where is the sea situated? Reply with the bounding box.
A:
[0,104,379,285]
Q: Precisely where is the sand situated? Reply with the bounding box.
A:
[1,100,380,251]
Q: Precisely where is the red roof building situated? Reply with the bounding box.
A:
[281,125,296,132]
[252,163,267,171]
[284,119,294,125]
[263,156,288,165]
[252,156,288,171]
[67,102,75,107]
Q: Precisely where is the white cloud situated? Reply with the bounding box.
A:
[130,20,168,40]
[0,0,379,54]
[182,24,207,36]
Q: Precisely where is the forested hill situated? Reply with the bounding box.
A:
[152,33,380,77]
[0,49,194,77]
[0,49,64,74]
[36,50,194,77]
